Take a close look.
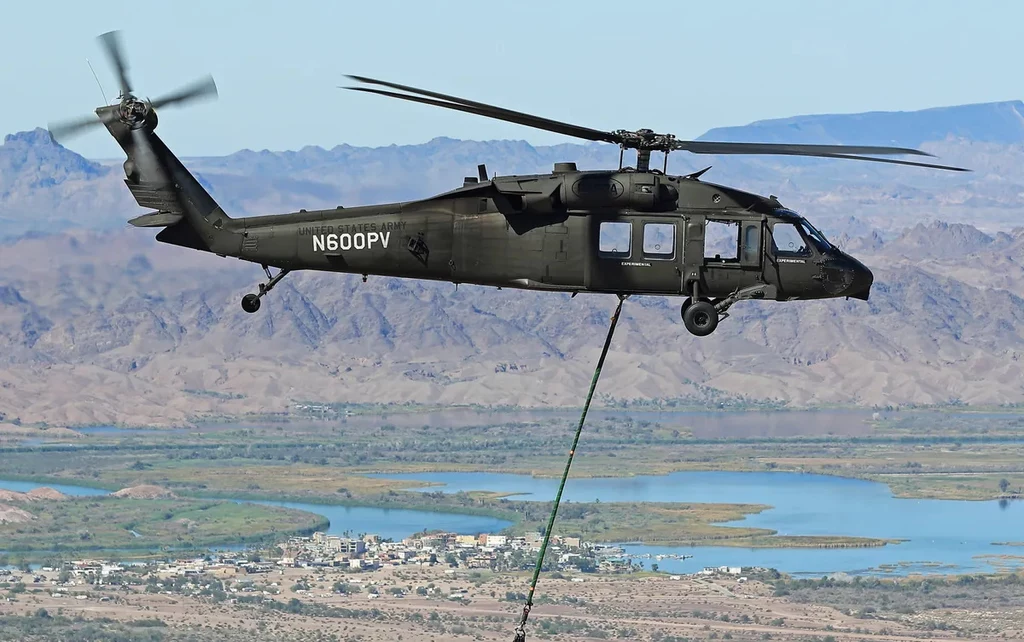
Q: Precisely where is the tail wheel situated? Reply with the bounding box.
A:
[682,300,719,337]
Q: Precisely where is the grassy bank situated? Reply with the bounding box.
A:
[497,499,899,548]
[8,406,1024,502]
[0,496,328,554]
[2,406,1023,554]
[0,475,898,551]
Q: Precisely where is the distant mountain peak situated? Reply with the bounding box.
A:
[0,128,107,189]
[698,100,1024,148]
[3,128,58,147]
[884,220,1002,258]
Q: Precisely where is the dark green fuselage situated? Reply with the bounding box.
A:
[204,174,871,303]
[109,108,872,316]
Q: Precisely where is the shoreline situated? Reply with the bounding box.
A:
[0,495,330,560]
[3,461,1022,502]
[0,475,903,553]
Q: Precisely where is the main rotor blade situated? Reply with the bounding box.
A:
[148,75,219,111]
[47,113,103,143]
[697,149,967,171]
[99,30,132,97]
[344,75,619,145]
[798,152,969,172]
[672,140,934,158]
[344,75,966,170]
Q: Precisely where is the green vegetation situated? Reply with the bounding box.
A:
[772,571,1024,635]
[0,612,344,642]
[6,406,1024,502]
[2,406,1024,555]
[874,471,1024,500]
[0,614,170,642]
[0,496,327,554]
[497,499,897,548]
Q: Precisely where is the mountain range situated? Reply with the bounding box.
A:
[700,100,1024,147]
[4,99,1024,241]
[1,100,1023,425]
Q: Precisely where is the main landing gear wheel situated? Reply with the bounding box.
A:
[241,265,290,313]
[241,294,261,313]
[680,296,711,317]
[682,300,719,337]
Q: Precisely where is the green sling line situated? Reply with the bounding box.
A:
[513,294,627,642]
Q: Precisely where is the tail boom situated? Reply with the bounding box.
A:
[101,105,240,255]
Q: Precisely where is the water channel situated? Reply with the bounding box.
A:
[3,469,1022,577]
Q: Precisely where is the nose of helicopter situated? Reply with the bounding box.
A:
[842,255,873,300]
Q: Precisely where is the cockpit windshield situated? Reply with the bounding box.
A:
[799,219,833,252]
[772,209,834,255]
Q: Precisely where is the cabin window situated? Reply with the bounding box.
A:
[704,220,739,261]
[771,222,810,256]
[642,223,675,258]
[741,223,760,264]
[598,222,631,258]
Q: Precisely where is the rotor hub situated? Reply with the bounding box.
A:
[118,97,149,127]
[46,30,217,143]
[612,129,678,152]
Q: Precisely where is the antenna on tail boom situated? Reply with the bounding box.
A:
[86,58,109,105]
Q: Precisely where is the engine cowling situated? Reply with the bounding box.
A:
[561,172,678,212]
[494,171,680,214]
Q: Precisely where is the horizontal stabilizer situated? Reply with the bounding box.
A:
[128,211,184,227]
[125,180,184,212]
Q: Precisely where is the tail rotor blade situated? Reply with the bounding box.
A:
[47,113,104,143]
[98,30,132,97]
[148,75,218,111]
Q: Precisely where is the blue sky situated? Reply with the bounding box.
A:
[4,0,1020,158]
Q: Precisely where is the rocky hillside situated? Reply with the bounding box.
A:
[0,220,1021,425]
[1,99,1023,424]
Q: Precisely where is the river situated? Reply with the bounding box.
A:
[3,470,1022,577]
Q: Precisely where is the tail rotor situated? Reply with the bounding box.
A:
[48,30,218,144]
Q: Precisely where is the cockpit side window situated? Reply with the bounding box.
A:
[799,219,833,252]
[770,222,811,257]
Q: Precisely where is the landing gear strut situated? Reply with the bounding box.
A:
[681,282,719,337]
[241,265,290,313]
[680,283,779,337]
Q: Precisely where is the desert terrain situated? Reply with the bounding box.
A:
[3,564,1022,642]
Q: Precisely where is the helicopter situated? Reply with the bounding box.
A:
[50,32,969,337]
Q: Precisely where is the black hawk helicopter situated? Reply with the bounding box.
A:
[50,32,968,337]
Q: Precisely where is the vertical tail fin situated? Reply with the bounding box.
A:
[45,31,231,252]
[103,107,239,254]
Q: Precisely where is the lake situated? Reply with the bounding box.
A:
[368,470,1024,577]
[3,471,1022,577]
[0,479,510,545]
